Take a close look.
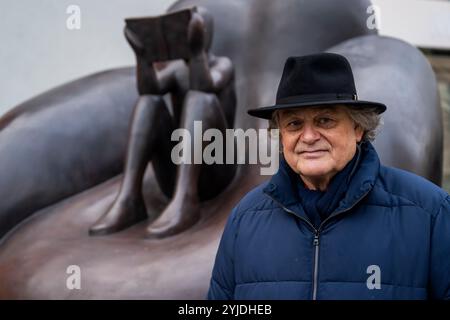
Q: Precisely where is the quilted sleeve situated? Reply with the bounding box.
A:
[429,195,450,299]
[207,205,240,300]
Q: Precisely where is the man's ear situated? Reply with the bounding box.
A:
[354,124,364,142]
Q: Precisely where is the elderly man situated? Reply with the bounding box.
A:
[207,53,450,300]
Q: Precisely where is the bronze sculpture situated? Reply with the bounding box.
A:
[0,0,442,299]
[90,7,237,238]
[327,35,443,183]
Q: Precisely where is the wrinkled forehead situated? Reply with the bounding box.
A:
[279,105,344,118]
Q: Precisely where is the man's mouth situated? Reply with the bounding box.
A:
[300,149,327,154]
[299,149,328,158]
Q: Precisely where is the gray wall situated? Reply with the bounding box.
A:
[0,0,176,115]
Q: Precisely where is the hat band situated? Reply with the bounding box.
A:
[277,93,357,105]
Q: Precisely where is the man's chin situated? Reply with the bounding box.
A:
[297,166,333,180]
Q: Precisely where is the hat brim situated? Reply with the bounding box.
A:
[247,100,387,120]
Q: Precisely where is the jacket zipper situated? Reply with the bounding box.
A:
[312,231,320,300]
[264,188,371,300]
[263,194,320,299]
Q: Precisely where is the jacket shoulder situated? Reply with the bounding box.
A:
[232,180,276,216]
[373,165,449,216]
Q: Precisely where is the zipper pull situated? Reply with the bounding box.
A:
[313,233,319,246]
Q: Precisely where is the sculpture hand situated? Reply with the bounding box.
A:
[188,13,206,58]
[124,27,145,56]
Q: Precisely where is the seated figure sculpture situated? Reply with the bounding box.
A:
[89,6,236,238]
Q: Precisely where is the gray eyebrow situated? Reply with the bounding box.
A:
[280,106,338,117]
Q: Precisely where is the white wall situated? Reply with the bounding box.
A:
[0,0,176,115]
[1,0,449,116]
[372,0,450,49]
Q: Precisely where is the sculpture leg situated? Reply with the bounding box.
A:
[89,95,173,236]
[146,91,228,238]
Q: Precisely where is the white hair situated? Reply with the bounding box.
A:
[269,105,383,142]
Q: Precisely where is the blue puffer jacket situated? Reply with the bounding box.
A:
[207,142,450,300]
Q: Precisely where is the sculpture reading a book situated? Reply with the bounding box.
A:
[90,7,237,238]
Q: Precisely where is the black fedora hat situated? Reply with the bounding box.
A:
[247,53,386,119]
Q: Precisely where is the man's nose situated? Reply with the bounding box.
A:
[301,123,320,144]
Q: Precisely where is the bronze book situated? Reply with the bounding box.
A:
[125,8,193,62]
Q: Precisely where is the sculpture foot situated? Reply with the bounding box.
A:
[89,196,148,236]
[145,196,200,239]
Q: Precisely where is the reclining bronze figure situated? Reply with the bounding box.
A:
[0,0,442,299]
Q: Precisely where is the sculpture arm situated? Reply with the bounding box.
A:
[125,27,178,95]
[154,62,183,94]
[187,12,234,93]
[209,57,234,92]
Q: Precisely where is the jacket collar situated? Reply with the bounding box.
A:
[263,141,380,222]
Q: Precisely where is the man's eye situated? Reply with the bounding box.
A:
[286,120,303,129]
[317,117,334,126]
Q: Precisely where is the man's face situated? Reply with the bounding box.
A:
[278,105,363,187]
